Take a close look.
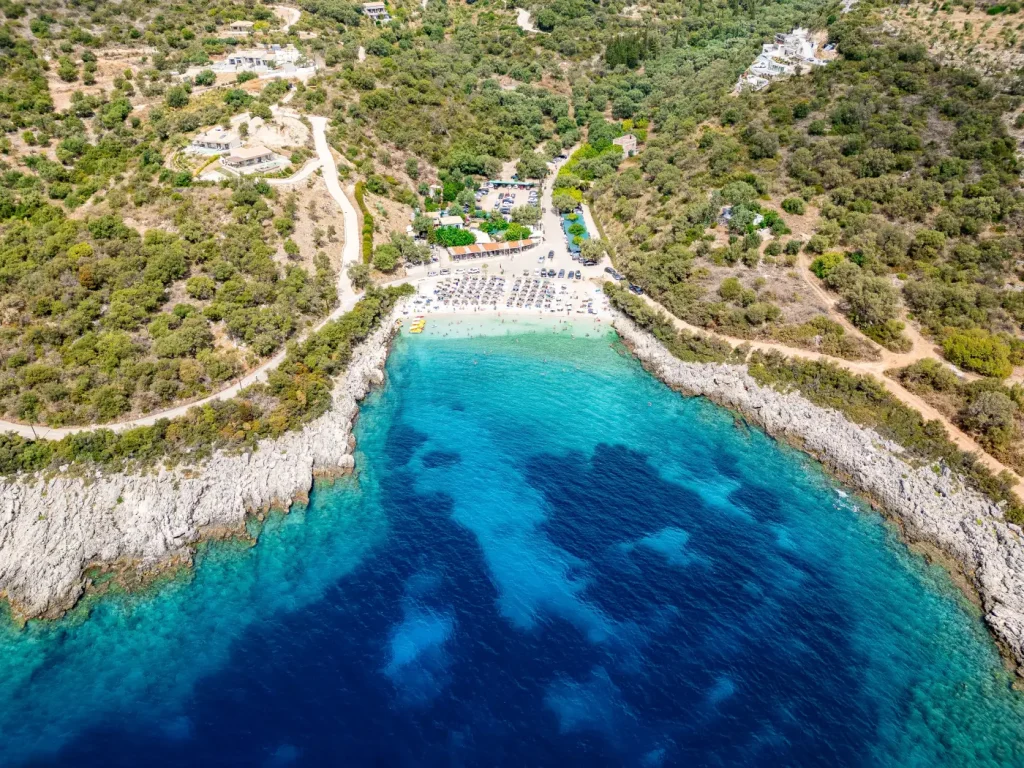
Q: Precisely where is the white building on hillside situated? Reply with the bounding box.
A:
[226,44,303,70]
[736,28,831,92]
[362,2,391,21]
[613,134,638,156]
[222,144,282,174]
[188,126,242,154]
[228,20,255,35]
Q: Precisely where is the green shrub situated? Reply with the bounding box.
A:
[942,329,1013,378]
[781,197,805,215]
[809,251,845,279]
[354,181,374,263]
[434,226,475,247]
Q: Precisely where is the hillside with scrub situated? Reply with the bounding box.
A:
[2,0,1024,498]
[0,2,346,427]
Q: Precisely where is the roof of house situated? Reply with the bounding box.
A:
[230,20,255,27]
[439,215,463,226]
[363,2,386,8]
[448,239,536,256]
[227,144,274,161]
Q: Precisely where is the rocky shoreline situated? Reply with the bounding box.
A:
[0,317,399,621]
[3,309,1024,676]
[613,315,1024,672]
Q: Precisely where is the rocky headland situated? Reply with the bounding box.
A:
[0,318,399,621]
[613,315,1024,672]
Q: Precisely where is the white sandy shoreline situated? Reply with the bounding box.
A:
[396,311,614,340]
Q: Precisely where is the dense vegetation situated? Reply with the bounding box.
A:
[585,3,1024,374]
[893,358,1024,476]
[0,0,346,427]
[0,285,410,475]
[4,0,1024,505]
[608,280,1023,519]
[0,184,337,426]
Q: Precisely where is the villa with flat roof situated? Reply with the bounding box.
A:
[228,20,255,34]
[223,145,281,173]
[438,215,464,229]
[736,28,830,92]
[188,126,242,154]
[226,44,302,70]
[362,2,391,21]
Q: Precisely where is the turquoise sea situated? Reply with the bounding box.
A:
[1,322,1024,766]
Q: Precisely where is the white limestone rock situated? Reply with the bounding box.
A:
[0,319,398,620]
[613,314,1024,671]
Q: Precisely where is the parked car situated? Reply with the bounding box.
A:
[558,269,565,278]
[574,270,581,279]
[629,284,644,295]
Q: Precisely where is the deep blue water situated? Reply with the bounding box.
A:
[2,323,1024,766]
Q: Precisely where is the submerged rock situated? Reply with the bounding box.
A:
[613,315,1024,672]
[0,319,399,621]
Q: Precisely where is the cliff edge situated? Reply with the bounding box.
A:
[0,319,398,620]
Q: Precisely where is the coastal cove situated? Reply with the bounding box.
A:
[1,319,1024,764]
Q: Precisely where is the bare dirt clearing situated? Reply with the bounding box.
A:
[45,47,156,112]
[883,3,1024,75]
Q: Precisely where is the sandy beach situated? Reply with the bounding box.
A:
[394,273,615,340]
[397,311,613,340]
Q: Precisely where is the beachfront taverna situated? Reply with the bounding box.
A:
[447,239,538,260]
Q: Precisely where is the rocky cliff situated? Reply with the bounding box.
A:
[613,315,1024,670]
[0,319,398,620]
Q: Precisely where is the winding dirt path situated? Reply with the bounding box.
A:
[639,293,1023,491]
[272,5,301,32]
[793,249,940,369]
[0,112,360,441]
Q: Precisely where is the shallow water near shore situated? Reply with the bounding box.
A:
[2,328,1024,765]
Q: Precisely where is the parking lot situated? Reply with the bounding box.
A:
[475,182,539,217]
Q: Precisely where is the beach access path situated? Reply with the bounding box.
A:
[0,110,360,440]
